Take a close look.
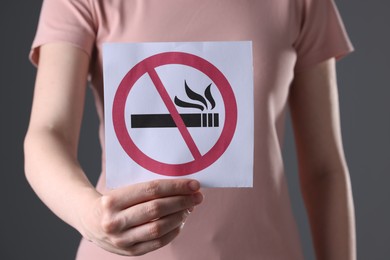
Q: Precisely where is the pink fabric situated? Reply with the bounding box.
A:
[30,0,353,259]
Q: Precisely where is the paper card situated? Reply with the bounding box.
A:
[103,41,254,188]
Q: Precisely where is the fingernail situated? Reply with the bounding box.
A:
[180,222,186,229]
[192,192,203,204]
[188,180,200,191]
[187,207,194,213]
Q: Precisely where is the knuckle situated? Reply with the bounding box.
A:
[148,222,162,239]
[101,195,116,210]
[144,202,162,218]
[172,180,188,193]
[101,215,121,233]
[101,218,114,233]
[171,181,182,192]
[144,181,161,197]
[110,236,128,249]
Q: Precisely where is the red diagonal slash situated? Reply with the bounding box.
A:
[148,68,202,160]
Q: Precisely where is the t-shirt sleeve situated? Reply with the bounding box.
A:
[293,0,353,72]
[30,0,96,66]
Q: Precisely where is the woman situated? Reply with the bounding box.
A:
[25,0,356,259]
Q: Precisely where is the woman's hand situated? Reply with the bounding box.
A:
[80,179,203,256]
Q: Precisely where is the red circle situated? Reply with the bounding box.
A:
[113,52,237,176]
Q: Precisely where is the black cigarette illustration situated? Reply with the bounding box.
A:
[131,113,219,128]
[131,81,219,128]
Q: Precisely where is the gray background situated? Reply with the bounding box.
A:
[0,1,388,259]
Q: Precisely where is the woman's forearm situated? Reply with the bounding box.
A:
[24,127,100,235]
[300,166,356,260]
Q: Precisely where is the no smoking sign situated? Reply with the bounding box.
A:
[103,41,254,188]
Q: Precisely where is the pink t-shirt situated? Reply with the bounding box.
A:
[31,0,353,259]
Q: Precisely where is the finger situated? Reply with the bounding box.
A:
[118,192,202,229]
[96,211,189,256]
[124,226,183,256]
[110,210,190,249]
[107,179,200,210]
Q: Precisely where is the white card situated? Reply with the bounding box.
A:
[103,41,254,188]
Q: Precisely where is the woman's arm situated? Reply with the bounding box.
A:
[289,58,356,260]
[24,43,203,256]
